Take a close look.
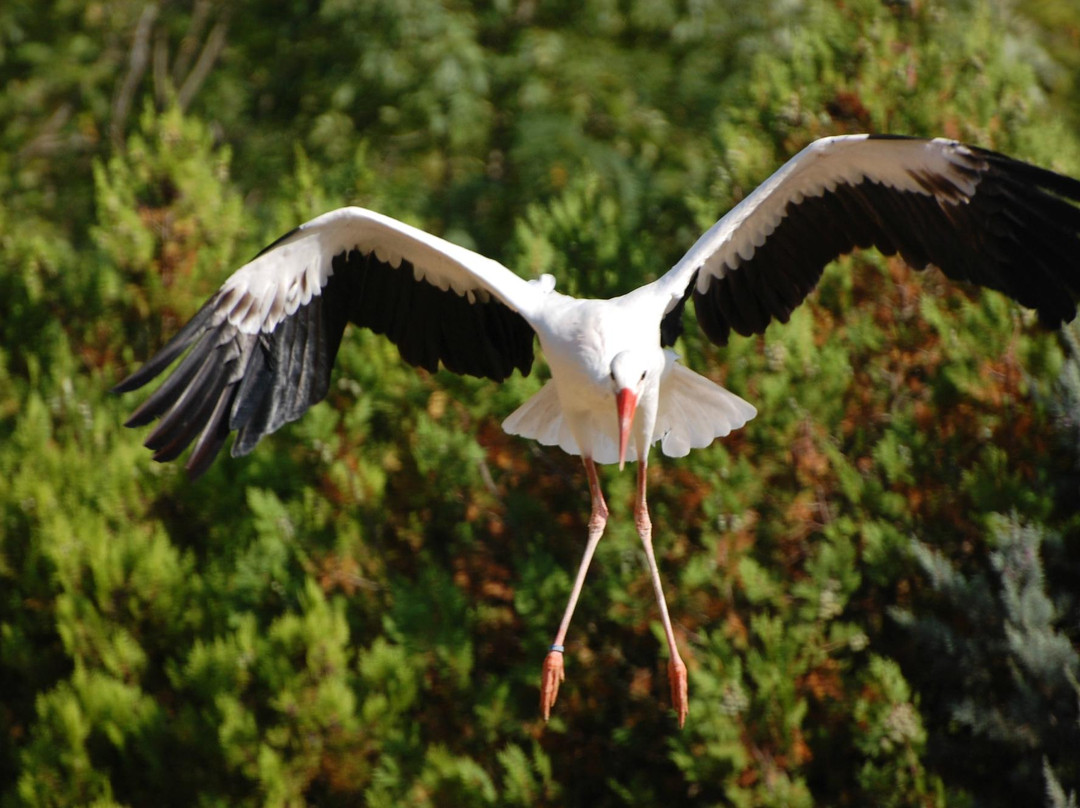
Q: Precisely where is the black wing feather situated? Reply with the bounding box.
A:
[116,246,535,478]
[692,142,1080,344]
[659,285,691,347]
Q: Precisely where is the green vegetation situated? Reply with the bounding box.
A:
[3,1,1079,805]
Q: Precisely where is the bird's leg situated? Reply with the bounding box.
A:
[634,458,688,728]
[540,457,609,721]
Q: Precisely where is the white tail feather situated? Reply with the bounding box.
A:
[655,363,756,458]
[501,380,583,457]
[502,382,632,464]
[502,362,756,464]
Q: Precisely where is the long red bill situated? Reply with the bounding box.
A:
[616,388,637,471]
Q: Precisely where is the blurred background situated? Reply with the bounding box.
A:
[2,1,1079,805]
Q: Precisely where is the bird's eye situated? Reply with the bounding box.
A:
[639,371,646,381]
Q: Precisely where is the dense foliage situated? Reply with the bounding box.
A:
[3,1,1079,805]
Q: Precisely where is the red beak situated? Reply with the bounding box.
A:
[616,388,638,471]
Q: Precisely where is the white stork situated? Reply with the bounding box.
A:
[116,135,1080,727]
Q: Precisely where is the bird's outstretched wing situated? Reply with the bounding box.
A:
[652,135,1080,345]
[115,207,541,477]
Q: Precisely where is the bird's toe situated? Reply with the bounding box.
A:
[540,650,566,721]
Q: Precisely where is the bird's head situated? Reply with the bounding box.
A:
[609,350,662,470]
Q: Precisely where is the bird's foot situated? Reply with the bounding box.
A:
[669,657,688,728]
[540,649,566,721]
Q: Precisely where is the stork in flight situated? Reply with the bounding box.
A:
[116,135,1080,727]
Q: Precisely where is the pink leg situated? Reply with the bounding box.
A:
[634,459,688,727]
[540,457,608,721]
